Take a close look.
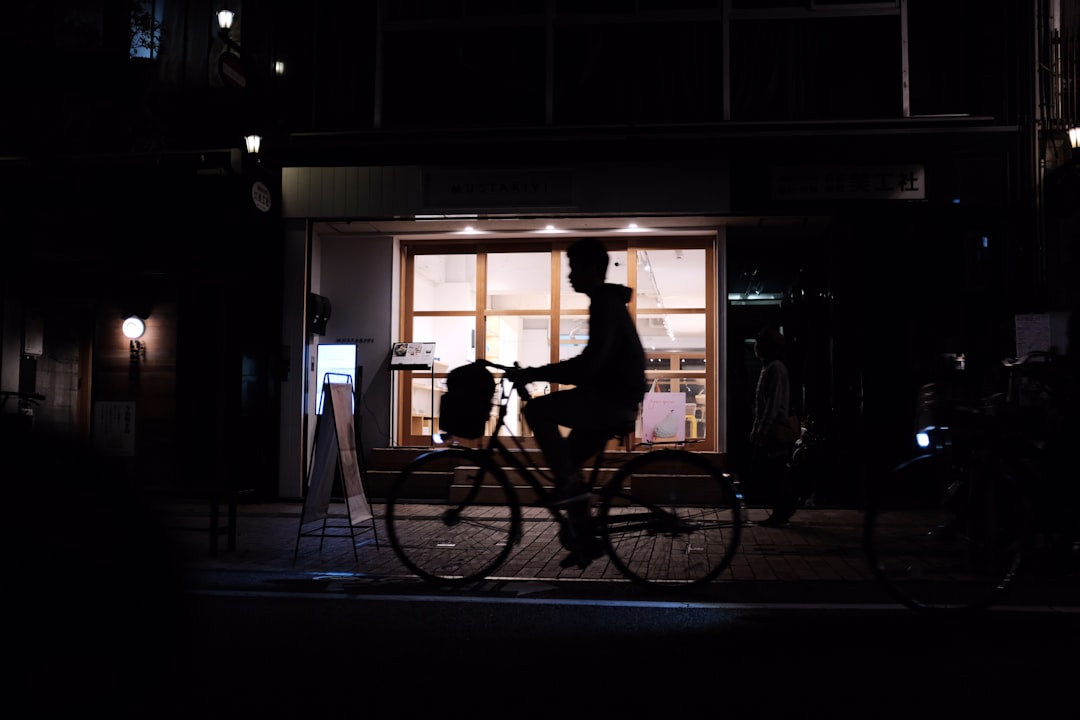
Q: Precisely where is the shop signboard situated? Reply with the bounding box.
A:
[772,165,925,200]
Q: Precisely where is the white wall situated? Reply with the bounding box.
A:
[316,233,396,458]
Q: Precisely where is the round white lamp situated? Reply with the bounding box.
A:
[122,316,146,340]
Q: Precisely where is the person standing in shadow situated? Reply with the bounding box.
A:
[749,325,798,527]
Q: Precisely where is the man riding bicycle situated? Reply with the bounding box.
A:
[507,238,648,565]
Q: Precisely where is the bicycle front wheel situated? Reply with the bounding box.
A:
[598,449,742,588]
[864,453,1025,614]
[385,447,520,585]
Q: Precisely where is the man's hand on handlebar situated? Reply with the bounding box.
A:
[504,364,544,401]
[505,364,540,386]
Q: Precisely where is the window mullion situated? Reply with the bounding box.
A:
[477,250,488,362]
[549,249,560,366]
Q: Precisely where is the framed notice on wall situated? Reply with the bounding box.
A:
[93,401,136,456]
[389,342,436,371]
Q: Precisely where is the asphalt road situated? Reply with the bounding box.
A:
[161,584,1079,720]
[15,476,1078,720]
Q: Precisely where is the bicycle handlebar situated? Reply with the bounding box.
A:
[480,360,533,401]
[1002,350,1057,368]
[0,390,45,402]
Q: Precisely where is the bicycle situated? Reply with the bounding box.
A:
[0,389,46,436]
[863,351,1078,614]
[384,360,744,588]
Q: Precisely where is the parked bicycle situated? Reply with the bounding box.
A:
[863,351,1078,614]
[0,389,46,436]
[789,413,838,508]
[384,360,744,588]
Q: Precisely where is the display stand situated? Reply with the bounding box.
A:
[293,375,378,564]
[388,341,436,446]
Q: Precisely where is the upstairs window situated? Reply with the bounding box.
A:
[130,0,164,60]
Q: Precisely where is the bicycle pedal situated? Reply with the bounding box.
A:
[550,491,592,508]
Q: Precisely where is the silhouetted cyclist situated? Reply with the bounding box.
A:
[507,238,647,564]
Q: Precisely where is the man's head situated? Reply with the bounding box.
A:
[754,326,785,360]
[566,238,609,293]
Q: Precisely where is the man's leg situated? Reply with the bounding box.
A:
[567,426,615,471]
[522,390,620,560]
[757,451,795,526]
[520,391,584,485]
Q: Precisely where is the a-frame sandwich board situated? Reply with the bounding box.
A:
[294,375,378,563]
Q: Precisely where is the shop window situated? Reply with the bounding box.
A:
[400,240,715,450]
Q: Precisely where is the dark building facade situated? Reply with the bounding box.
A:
[1,1,1077,502]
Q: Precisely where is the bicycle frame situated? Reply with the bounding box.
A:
[436,362,612,511]
[389,361,743,586]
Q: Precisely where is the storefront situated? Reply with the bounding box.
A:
[274,161,819,498]
[274,133,1022,504]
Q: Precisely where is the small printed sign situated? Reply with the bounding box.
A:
[93,401,136,457]
[252,181,272,212]
[389,342,437,370]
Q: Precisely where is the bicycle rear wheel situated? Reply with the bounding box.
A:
[864,453,1025,614]
[598,449,742,588]
[385,447,520,585]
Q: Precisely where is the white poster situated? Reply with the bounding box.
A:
[640,392,687,443]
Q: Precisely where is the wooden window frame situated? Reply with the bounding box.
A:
[398,237,717,452]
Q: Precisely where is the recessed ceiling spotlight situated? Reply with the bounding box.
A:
[618,222,649,232]
[538,224,565,233]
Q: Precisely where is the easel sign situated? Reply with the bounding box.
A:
[294,379,378,563]
[389,341,436,371]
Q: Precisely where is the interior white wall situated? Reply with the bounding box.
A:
[315,232,395,459]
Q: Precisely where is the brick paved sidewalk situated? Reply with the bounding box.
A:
[163,498,1080,609]
[170,500,873,583]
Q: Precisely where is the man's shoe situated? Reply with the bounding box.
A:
[757,515,791,528]
[559,542,604,569]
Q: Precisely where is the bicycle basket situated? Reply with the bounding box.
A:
[439,361,496,438]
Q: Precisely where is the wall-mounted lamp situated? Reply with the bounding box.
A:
[244,134,262,154]
[122,315,145,340]
[1069,127,1080,151]
[216,7,241,55]
[123,315,147,379]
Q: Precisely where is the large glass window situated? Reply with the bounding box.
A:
[400,239,715,450]
[635,247,709,440]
